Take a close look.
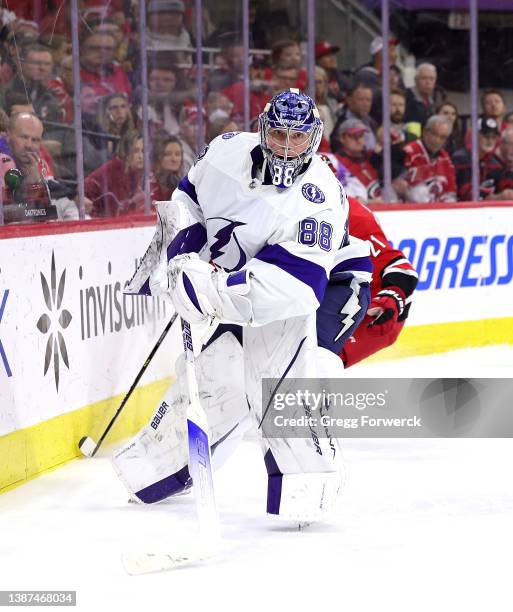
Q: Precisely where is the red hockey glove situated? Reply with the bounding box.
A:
[367,287,405,334]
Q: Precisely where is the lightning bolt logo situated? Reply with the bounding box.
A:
[334,278,362,342]
[207,217,247,272]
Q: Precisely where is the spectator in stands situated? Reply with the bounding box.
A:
[1,92,58,170]
[178,105,206,172]
[354,36,402,124]
[4,90,34,118]
[270,39,306,90]
[143,63,182,137]
[80,31,131,98]
[146,0,193,67]
[90,18,129,67]
[84,131,160,217]
[208,38,245,91]
[271,38,301,69]
[1,112,77,221]
[221,55,271,125]
[388,88,418,145]
[354,36,399,91]
[55,84,109,182]
[390,65,403,90]
[314,66,337,147]
[206,91,233,126]
[151,134,184,199]
[40,34,70,75]
[436,100,463,155]
[1,113,48,187]
[1,29,38,88]
[331,83,377,152]
[47,55,74,124]
[402,114,456,203]
[19,43,54,84]
[220,62,271,122]
[333,118,383,203]
[207,116,239,142]
[7,44,59,122]
[315,40,352,103]
[404,63,442,128]
[481,89,507,130]
[271,65,300,95]
[452,117,503,201]
[98,93,135,156]
[494,128,513,199]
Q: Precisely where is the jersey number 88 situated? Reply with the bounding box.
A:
[298,218,333,251]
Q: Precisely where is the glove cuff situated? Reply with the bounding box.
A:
[215,269,253,325]
[377,287,405,317]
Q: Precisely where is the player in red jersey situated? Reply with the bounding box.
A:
[319,153,418,366]
[342,196,418,366]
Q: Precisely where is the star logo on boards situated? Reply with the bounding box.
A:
[36,251,72,392]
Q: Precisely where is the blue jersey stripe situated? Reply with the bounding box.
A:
[177,175,199,205]
[167,223,207,261]
[255,243,327,302]
[331,255,373,277]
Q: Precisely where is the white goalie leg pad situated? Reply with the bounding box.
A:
[316,345,345,375]
[244,316,345,521]
[112,331,246,503]
[276,471,343,522]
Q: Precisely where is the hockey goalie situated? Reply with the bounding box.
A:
[112,90,372,522]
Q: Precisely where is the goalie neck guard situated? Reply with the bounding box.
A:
[258,88,323,189]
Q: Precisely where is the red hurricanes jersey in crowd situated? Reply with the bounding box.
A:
[402,139,457,202]
[335,152,382,200]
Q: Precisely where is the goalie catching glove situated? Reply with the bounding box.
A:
[366,286,405,334]
[168,253,253,325]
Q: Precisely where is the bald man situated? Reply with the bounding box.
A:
[4,112,50,185]
[1,113,77,222]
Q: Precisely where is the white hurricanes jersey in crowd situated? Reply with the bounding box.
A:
[128,131,351,326]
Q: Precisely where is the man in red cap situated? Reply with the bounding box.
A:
[315,40,352,103]
[334,118,383,203]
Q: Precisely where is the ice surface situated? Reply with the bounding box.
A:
[1,346,512,612]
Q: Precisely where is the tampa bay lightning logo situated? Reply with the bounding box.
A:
[302,183,325,203]
[207,217,247,272]
[222,131,239,139]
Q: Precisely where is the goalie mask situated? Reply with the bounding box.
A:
[259,89,323,189]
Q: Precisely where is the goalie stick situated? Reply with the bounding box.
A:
[122,318,220,575]
[78,313,179,458]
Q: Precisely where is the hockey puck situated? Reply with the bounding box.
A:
[78,436,97,457]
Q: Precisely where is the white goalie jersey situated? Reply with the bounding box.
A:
[126,131,361,327]
[116,129,374,521]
